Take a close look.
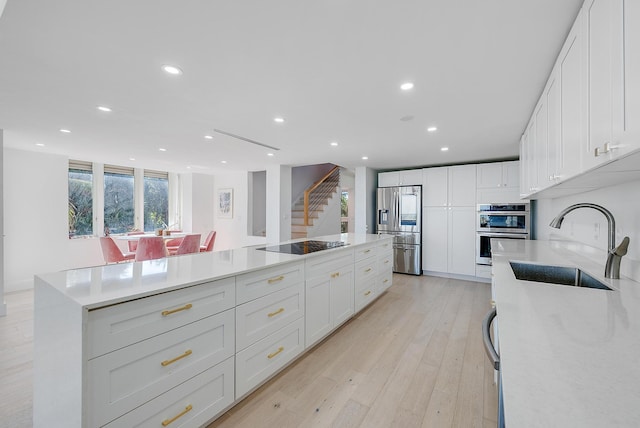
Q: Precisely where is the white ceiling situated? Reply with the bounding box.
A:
[0,0,583,174]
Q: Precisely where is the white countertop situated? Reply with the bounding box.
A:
[492,239,640,427]
[35,233,390,310]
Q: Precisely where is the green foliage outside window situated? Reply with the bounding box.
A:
[144,176,169,232]
[69,170,93,237]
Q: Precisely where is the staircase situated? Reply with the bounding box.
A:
[291,167,340,239]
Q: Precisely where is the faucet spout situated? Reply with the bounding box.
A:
[549,203,628,279]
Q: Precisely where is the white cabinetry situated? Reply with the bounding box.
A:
[354,243,378,312]
[378,169,422,187]
[422,165,476,276]
[304,250,355,347]
[476,161,520,203]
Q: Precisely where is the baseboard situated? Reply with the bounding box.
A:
[422,270,490,284]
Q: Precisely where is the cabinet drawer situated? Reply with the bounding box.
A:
[355,283,377,312]
[236,261,304,304]
[378,250,393,273]
[104,357,234,428]
[236,317,305,398]
[88,309,235,427]
[88,277,235,358]
[377,270,393,293]
[354,243,377,262]
[377,239,393,256]
[305,249,354,279]
[355,257,377,283]
[236,283,304,351]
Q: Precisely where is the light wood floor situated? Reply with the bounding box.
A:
[0,274,498,428]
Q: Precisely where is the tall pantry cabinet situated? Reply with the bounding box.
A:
[422,165,477,277]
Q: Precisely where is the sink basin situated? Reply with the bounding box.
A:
[509,261,612,290]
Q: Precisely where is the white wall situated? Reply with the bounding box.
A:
[248,171,266,236]
[354,166,377,234]
[535,179,640,282]
[0,131,5,315]
[266,165,292,244]
[306,191,341,238]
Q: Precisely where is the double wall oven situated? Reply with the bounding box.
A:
[476,203,530,265]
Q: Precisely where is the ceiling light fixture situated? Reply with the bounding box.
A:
[330,142,338,146]
[162,64,183,75]
[441,147,449,151]
[362,156,369,160]
[267,153,274,157]
[221,160,227,164]
[427,126,438,132]
[274,117,285,123]
[59,128,71,133]
[204,135,213,140]
[400,82,414,91]
[159,148,167,152]
[35,143,45,147]
[129,157,136,161]
[97,106,112,112]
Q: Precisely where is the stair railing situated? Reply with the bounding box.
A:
[303,166,340,226]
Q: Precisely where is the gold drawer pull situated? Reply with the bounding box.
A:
[490,300,496,308]
[383,279,389,283]
[161,349,192,367]
[364,291,371,296]
[384,260,390,264]
[268,346,284,359]
[161,303,192,317]
[365,268,372,273]
[162,404,193,426]
[268,307,285,317]
[331,272,340,278]
[268,275,285,284]
[364,249,371,253]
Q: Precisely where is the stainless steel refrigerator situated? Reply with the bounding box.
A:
[376,186,422,275]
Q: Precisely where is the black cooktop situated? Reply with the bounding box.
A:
[257,240,347,255]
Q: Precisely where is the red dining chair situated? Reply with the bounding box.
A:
[169,234,201,256]
[126,231,145,254]
[164,237,184,254]
[135,236,167,261]
[100,237,135,264]
[200,231,216,252]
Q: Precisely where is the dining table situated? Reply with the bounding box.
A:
[114,232,186,242]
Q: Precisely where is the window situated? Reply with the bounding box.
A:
[144,170,169,232]
[68,160,93,238]
[341,191,349,233]
[104,165,134,235]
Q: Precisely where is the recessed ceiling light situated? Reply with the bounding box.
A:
[162,64,183,75]
[186,166,191,169]
[221,160,227,164]
[274,117,285,123]
[362,156,368,160]
[204,135,213,140]
[427,126,438,132]
[159,148,167,152]
[129,157,136,161]
[97,106,112,112]
[330,142,339,146]
[267,153,274,157]
[441,147,449,151]
[59,128,71,133]
[35,143,45,147]
[400,82,414,91]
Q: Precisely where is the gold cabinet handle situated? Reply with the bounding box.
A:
[268,307,285,318]
[364,249,371,253]
[364,291,371,296]
[268,346,284,359]
[490,300,496,308]
[162,303,192,317]
[365,268,372,273]
[383,279,389,283]
[331,272,340,278]
[161,349,192,367]
[268,275,285,284]
[162,404,193,426]
[384,260,389,264]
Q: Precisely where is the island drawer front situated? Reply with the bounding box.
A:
[305,249,354,279]
[235,317,305,399]
[377,239,393,257]
[87,277,235,358]
[236,261,305,304]
[355,257,378,283]
[104,357,234,428]
[88,309,235,428]
[354,242,378,262]
[236,283,304,352]
[377,270,393,293]
[355,281,377,312]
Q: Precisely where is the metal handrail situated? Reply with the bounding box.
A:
[303,166,340,226]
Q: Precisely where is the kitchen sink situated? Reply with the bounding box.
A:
[509,261,612,290]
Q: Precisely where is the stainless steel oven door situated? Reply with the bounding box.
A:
[476,232,529,265]
[477,211,530,234]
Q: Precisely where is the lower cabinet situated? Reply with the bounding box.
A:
[354,255,378,312]
[423,206,476,276]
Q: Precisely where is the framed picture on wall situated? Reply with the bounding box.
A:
[217,188,233,218]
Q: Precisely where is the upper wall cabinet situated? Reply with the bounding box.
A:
[378,169,423,187]
[477,161,520,203]
[423,164,476,207]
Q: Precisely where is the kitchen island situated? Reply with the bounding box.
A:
[33,233,393,428]
[492,239,640,427]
